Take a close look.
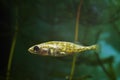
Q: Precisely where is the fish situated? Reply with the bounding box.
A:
[28,41,98,57]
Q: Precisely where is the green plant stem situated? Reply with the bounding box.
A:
[6,27,18,80]
[69,0,83,80]
[6,7,18,80]
[95,52,115,80]
[69,54,77,80]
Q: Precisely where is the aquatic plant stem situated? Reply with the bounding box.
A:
[95,53,110,77]
[74,1,82,42]
[95,52,116,80]
[69,0,83,80]
[69,54,77,80]
[6,7,18,80]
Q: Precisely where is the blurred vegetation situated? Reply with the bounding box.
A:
[1,0,120,80]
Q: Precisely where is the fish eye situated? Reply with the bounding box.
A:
[33,46,40,52]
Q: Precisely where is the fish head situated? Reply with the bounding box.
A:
[28,44,50,56]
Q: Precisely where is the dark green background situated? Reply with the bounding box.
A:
[1,0,120,80]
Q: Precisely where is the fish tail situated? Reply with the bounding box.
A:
[91,44,100,53]
[78,44,98,52]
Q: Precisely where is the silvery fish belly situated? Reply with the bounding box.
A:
[28,41,97,57]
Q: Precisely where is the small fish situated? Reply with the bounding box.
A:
[28,41,98,57]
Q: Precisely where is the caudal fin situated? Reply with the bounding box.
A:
[91,44,100,53]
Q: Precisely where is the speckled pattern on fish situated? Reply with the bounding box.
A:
[28,41,97,57]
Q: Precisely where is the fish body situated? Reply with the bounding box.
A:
[28,41,97,57]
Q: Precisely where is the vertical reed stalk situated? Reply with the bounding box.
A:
[6,7,18,80]
[69,0,83,80]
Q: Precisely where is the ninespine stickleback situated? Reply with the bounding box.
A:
[28,41,98,57]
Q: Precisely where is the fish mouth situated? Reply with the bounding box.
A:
[28,48,32,53]
[28,48,34,54]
